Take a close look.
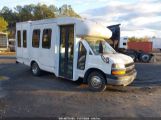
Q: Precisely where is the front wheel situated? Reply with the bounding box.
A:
[87,71,106,92]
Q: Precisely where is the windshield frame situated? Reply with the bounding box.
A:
[85,37,116,55]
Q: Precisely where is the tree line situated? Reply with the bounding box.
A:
[0,4,81,38]
[128,37,150,42]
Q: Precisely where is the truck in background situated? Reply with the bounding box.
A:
[107,24,153,63]
[8,39,16,52]
[150,38,161,52]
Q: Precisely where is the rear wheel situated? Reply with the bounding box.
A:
[140,54,151,63]
[87,71,106,92]
[31,62,41,76]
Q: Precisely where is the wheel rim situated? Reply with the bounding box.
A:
[90,76,102,89]
[32,63,38,74]
[142,55,149,62]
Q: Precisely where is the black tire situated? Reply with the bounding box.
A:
[140,54,151,63]
[87,71,106,92]
[31,62,41,76]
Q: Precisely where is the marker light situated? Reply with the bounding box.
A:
[111,63,125,75]
[112,70,126,75]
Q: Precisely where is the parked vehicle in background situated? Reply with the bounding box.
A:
[16,17,136,92]
[9,39,16,52]
[150,38,161,52]
[0,32,9,51]
[107,24,153,63]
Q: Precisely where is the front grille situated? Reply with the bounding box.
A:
[125,62,135,74]
[125,62,134,68]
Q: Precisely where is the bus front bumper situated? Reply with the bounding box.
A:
[106,70,137,86]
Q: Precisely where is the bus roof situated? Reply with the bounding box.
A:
[16,17,112,39]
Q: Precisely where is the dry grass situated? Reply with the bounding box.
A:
[0,76,9,81]
[0,52,16,56]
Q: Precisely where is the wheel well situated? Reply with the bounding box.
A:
[30,60,36,67]
[83,68,106,83]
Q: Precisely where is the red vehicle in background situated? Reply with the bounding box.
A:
[107,24,153,63]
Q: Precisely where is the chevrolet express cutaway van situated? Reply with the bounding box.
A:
[16,17,137,91]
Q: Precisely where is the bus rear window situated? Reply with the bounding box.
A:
[17,31,21,47]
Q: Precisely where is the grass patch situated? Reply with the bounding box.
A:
[0,52,16,56]
[0,76,9,81]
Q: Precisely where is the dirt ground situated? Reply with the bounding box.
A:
[0,56,161,118]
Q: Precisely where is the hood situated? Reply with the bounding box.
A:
[103,53,133,64]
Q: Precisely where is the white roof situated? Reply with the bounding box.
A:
[17,17,112,39]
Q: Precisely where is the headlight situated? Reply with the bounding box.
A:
[112,63,125,69]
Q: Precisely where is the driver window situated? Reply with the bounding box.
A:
[77,42,87,70]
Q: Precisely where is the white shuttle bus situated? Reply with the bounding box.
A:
[16,17,137,91]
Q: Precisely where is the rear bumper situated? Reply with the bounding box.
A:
[106,70,137,86]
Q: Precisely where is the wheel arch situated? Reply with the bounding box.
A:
[30,60,38,67]
[83,68,106,83]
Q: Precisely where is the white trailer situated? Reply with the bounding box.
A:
[0,32,8,51]
[16,17,136,91]
[150,38,161,50]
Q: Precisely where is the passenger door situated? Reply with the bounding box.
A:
[59,25,74,79]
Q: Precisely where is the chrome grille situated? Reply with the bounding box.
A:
[125,62,135,74]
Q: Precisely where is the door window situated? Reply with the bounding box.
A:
[59,25,74,79]
[77,42,87,70]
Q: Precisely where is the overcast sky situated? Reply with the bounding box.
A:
[0,0,161,38]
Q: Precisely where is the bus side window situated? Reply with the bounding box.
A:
[23,30,27,48]
[77,42,87,70]
[32,29,40,48]
[42,29,52,49]
[17,31,21,47]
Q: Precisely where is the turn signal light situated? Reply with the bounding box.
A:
[112,70,126,75]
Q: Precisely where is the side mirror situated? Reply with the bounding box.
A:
[89,51,92,55]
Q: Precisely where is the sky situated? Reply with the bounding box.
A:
[0,0,161,38]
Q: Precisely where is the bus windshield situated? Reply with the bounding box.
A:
[85,37,116,55]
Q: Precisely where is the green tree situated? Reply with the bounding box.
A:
[14,4,35,21]
[33,4,55,20]
[128,37,149,42]
[0,7,17,38]
[0,7,16,22]
[0,3,81,38]
[58,4,81,18]
[0,16,8,32]
[49,5,59,16]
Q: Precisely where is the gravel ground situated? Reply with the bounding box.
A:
[0,56,161,118]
